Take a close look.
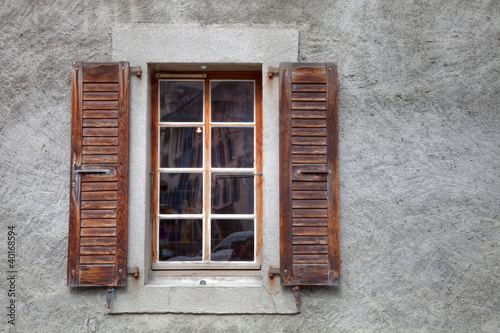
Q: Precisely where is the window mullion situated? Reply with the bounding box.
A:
[202,78,211,262]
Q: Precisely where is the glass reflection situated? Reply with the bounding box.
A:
[160,81,203,122]
[160,127,203,168]
[160,173,202,214]
[211,175,254,214]
[211,127,254,168]
[211,81,254,122]
[159,219,202,261]
[211,219,254,261]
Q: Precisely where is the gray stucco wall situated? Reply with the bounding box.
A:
[1,1,499,332]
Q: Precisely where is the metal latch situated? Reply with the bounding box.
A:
[296,170,331,175]
[74,169,111,174]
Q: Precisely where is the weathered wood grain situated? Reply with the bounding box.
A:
[83,83,119,92]
[82,155,118,164]
[80,246,116,255]
[292,200,327,209]
[82,119,119,128]
[79,265,115,286]
[292,191,327,200]
[293,255,328,264]
[292,92,326,101]
[81,200,117,210]
[292,218,328,226]
[82,146,118,155]
[83,128,118,137]
[292,235,328,245]
[83,92,119,100]
[81,228,117,237]
[81,219,116,228]
[82,63,119,83]
[291,110,326,119]
[83,110,119,119]
[293,208,328,218]
[292,84,326,92]
[292,264,328,285]
[291,154,327,164]
[292,181,327,191]
[81,191,117,201]
[83,100,119,110]
[79,255,116,264]
[292,128,327,137]
[80,237,117,246]
[82,137,118,146]
[293,245,328,254]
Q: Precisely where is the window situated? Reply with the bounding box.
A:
[151,71,262,270]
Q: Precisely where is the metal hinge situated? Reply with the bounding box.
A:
[268,266,280,278]
[127,267,139,278]
[268,66,279,78]
[130,66,142,77]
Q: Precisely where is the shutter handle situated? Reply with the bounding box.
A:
[296,170,331,175]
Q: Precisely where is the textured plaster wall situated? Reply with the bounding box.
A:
[0,0,499,332]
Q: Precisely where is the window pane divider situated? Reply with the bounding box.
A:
[210,168,255,173]
[158,122,204,126]
[210,122,256,127]
[209,214,256,219]
[158,214,204,219]
[158,168,204,173]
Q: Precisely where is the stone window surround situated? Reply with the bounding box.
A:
[111,24,299,314]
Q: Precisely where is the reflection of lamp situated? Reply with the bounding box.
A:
[196,127,202,133]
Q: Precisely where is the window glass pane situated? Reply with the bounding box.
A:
[159,219,202,261]
[160,81,203,122]
[159,127,203,168]
[211,219,254,261]
[211,81,254,122]
[211,175,254,214]
[211,127,254,168]
[160,173,203,214]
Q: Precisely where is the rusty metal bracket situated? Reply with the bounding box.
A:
[268,266,280,278]
[293,286,300,307]
[130,66,142,77]
[268,66,279,78]
[127,267,139,278]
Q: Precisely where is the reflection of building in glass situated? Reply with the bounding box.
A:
[158,80,256,262]
[211,81,254,122]
[160,81,204,122]
[160,127,203,168]
[159,219,203,261]
[159,173,202,214]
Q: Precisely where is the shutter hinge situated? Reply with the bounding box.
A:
[130,66,142,77]
[268,66,279,78]
[268,266,280,278]
[127,267,139,278]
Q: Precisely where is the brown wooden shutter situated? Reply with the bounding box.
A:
[68,62,129,287]
[279,63,339,286]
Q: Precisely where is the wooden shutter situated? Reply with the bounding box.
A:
[279,63,339,286]
[68,62,129,287]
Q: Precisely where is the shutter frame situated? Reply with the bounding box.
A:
[279,62,339,286]
[67,61,129,287]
